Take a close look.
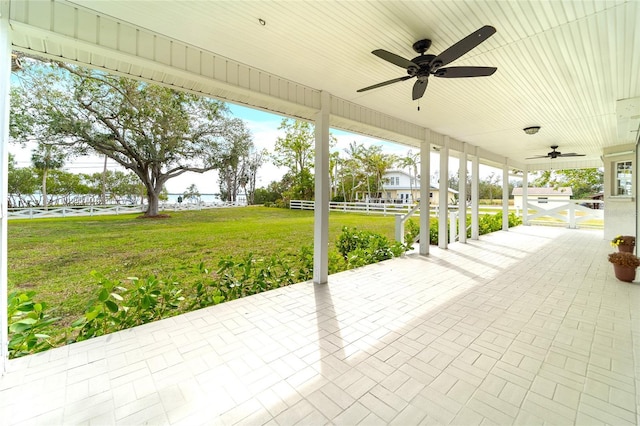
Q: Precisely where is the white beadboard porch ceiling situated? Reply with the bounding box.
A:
[8,0,640,170]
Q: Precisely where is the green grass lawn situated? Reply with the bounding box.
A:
[8,206,398,323]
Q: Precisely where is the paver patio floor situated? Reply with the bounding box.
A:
[1,225,639,425]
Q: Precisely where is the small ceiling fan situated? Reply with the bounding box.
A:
[356,25,497,101]
[526,145,586,160]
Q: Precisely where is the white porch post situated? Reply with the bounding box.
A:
[502,161,509,231]
[471,148,480,240]
[636,139,639,251]
[459,143,468,243]
[313,91,330,284]
[0,8,10,373]
[522,166,529,225]
[419,131,430,255]
[438,137,449,249]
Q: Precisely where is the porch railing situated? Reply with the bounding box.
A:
[290,200,417,216]
[291,199,605,244]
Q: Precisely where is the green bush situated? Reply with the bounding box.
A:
[70,271,185,342]
[336,226,407,268]
[404,219,420,247]
[215,252,304,299]
[7,291,60,357]
[274,199,289,209]
[430,219,440,244]
[188,247,315,312]
[426,212,522,244]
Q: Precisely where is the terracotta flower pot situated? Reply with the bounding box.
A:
[618,244,634,253]
[616,235,635,253]
[613,264,636,282]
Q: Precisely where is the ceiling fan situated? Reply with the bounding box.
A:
[526,145,586,160]
[356,25,497,101]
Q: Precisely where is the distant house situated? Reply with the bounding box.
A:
[586,192,604,209]
[358,170,457,205]
[512,187,573,209]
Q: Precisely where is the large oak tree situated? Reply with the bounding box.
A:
[10,57,246,216]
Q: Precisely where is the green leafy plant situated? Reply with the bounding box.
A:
[7,291,60,358]
[188,262,226,310]
[215,251,312,300]
[336,226,407,268]
[296,245,314,282]
[70,271,185,342]
[419,212,522,245]
[430,219,440,244]
[404,218,420,247]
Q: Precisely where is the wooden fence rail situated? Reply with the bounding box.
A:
[7,202,242,220]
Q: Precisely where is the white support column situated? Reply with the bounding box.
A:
[471,148,480,240]
[0,9,10,373]
[636,139,639,251]
[502,161,509,231]
[438,137,449,249]
[419,131,430,255]
[522,167,529,225]
[459,143,468,243]
[313,91,330,284]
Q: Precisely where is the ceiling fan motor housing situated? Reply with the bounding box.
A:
[357,26,497,101]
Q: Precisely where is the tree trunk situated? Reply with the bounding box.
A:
[101,155,107,205]
[146,191,160,216]
[42,169,48,210]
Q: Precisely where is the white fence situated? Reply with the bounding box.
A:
[7,202,242,220]
[291,199,605,238]
[524,199,604,228]
[290,200,420,216]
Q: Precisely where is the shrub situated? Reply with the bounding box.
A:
[7,291,60,358]
[404,219,420,247]
[70,271,185,342]
[422,212,522,244]
[188,247,315,311]
[215,252,301,299]
[430,219,440,244]
[274,199,289,209]
[336,226,407,268]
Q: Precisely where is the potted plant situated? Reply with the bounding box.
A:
[608,251,640,282]
[610,235,636,253]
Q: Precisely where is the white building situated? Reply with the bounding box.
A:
[378,170,457,205]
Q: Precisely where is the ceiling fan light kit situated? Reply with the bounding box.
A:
[523,126,541,135]
[357,25,497,101]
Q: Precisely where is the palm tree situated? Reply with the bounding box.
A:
[361,145,398,201]
[31,143,66,209]
[329,151,341,200]
[400,150,419,203]
[342,141,366,201]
